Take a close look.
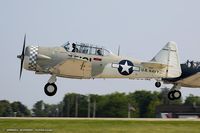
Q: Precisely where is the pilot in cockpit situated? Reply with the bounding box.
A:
[72,43,78,52]
[97,49,103,56]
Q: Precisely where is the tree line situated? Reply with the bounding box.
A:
[1,88,200,118]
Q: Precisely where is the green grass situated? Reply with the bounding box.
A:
[0,118,200,133]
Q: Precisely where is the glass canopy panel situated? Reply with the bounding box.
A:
[62,42,112,56]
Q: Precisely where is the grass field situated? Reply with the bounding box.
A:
[0,118,200,133]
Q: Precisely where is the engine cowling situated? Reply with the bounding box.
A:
[24,46,39,71]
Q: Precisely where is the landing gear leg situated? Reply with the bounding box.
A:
[44,75,57,96]
[167,84,181,100]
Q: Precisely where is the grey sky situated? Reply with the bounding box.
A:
[1,0,200,108]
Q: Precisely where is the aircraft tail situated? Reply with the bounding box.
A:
[151,41,182,78]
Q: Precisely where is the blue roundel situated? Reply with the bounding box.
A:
[118,60,134,75]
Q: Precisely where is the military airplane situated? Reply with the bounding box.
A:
[163,60,200,100]
[17,35,181,97]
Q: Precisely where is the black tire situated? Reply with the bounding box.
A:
[44,83,57,96]
[168,91,174,100]
[173,90,181,99]
[155,82,161,88]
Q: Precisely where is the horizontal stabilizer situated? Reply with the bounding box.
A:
[141,62,168,69]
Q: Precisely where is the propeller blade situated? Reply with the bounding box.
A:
[19,57,24,79]
[19,34,26,80]
[22,34,26,57]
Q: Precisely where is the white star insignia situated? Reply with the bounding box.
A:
[120,61,132,73]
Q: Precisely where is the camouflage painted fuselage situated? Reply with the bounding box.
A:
[23,43,180,80]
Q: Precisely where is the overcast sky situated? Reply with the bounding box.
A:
[1,0,200,108]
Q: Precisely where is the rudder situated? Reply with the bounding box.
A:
[151,41,181,78]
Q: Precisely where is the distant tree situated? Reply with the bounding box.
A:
[94,94,109,117]
[0,100,13,117]
[57,101,64,117]
[127,94,139,118]
[32,100,45,117]
[146,91,161,117]
[32,100,61,117]
[129,90,161,118]
[96,92,128,117]
[159,87,170,104]
[11,101,31,117]
[62,93,79,117]
[89,94,99,117]
[44,104,59,117]
[185,94,200,105]
[77,94,88,117]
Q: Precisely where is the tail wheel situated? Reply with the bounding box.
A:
[44,83,57,96]
[155,82,161,88]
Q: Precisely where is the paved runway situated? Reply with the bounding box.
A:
[1,117,200,121]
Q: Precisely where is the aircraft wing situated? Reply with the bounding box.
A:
[176,72,200,87]
[51,58,92,78]
[141,62,168,69]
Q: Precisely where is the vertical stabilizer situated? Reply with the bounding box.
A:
[151,41,181,78]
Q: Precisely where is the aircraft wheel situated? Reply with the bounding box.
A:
[44,83,57,96]
[168,90,181,100]
[168,91,174,100]
[173,90,181,99]
[155,82,161,88]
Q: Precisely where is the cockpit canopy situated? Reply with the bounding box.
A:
[62,42,112,56]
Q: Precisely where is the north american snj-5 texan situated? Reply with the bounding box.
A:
[17,35,200,100]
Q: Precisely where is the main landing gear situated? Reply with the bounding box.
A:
[44,75,57,96]
[155,81,182,100]
[167,84,181,100]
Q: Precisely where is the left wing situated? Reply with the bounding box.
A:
[50,58,92,79]
[176,72,200,88]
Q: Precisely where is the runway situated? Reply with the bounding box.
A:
[1,117,200,121]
